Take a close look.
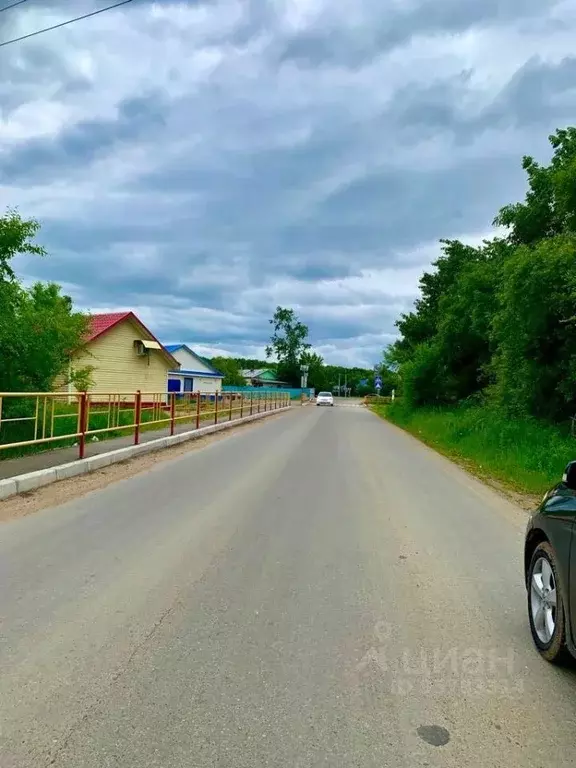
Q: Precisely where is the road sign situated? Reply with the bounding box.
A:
[375,376,382,388]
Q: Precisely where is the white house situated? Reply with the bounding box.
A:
[164,344,224,394]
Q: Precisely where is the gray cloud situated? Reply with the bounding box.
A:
[275,0,555,69]
[2,0,576,367]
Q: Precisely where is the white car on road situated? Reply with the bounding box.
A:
[316,392,334,406]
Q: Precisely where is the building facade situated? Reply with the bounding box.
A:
[61,312,179,395]
[164,345,224,394]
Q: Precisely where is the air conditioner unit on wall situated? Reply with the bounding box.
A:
[134,341,149,357]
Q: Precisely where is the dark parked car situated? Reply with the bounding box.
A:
[525,461,576,663]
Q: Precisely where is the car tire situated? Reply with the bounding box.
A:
[527,541,569,663]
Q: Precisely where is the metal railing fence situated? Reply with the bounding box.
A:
[0,390,290,460]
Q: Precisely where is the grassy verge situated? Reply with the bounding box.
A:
[372,402,576,496]
[0,395,278,462]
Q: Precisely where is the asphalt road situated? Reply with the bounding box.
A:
[1,404,576,767]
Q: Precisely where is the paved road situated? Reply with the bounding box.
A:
[1,405,576,767]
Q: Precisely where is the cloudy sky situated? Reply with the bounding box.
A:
[1,0,575,366]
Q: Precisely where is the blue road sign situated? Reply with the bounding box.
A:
[375,376,382,388]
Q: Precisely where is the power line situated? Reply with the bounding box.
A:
[0,0,135,49]
[0,0,32,14]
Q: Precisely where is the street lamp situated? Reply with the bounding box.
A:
[300,364,309,389]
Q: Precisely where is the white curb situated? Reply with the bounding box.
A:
[0,406,291,502]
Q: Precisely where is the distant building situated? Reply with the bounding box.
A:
[242,368,288,388]
[165,344,224,394]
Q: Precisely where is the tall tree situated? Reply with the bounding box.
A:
[266,306,311,385]
[300,350,330,391]
[0,209,90,393]
[0,208,46,281]
[494,127,576,246]
[490,234,576,420]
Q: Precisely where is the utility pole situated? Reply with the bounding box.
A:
[338,373,341,397]
[344,372,347,398]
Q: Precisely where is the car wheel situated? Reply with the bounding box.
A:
[528,542,568,663]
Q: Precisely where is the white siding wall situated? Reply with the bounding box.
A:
[170,348,214,373]
[167,373,221,393]
[194,376,221,393]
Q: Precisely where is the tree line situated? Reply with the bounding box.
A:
[210,306,388,395]
[388,127,576,423]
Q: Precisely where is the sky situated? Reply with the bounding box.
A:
[1,0,575,367]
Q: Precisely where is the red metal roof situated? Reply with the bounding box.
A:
[86,312,131,342]
[86,311,179,367]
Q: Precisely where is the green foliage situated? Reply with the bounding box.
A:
[378,401,575,495]
[0,208,46,281]
[400,342,449,407]
[231,356,269,370]
[266,306,311,385]
[494,127,576,245]
[490,235,576,420]
[67,365,96,392]
[300,350,329,391]
[211,350,381,396]
[392,127,576,423]
[0,210,89,395]
[210,356,246,387]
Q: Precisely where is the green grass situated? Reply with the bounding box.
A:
[0,395,276,461]
[372,402,576,496]
[0,403,162,460]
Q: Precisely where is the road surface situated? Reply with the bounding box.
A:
[1,404,575,767]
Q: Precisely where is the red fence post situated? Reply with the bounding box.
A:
[170,392,176,436]
[78,391,88,460]
[250,393,253,415]
[240,393,244,418]
[214,393,219,425]
[134,390,142,445]
[229,393,233,421]
[196,392,201,429]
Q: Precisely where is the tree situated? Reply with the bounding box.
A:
[209,356,246,387]
[494,128,576,246]
[67,364,96,392]
[391,238,496,405]
[0,209,90,393]
[490,234,576,420]
[232,357,269,370]
[0,208,46,281]
[389,125,576,422]
[266,306,311,386]
[300,350,330,391]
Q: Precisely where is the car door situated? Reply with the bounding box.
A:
[569,507,576,650]
[542,487,576,647]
